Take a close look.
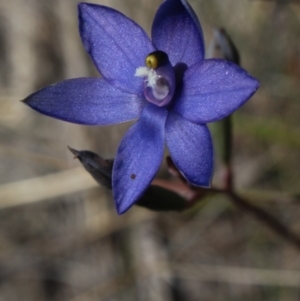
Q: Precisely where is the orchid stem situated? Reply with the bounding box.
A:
[195,186,300,250]
[228,191,300,250]
[221,115,233,191]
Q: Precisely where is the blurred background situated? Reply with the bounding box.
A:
[0,0,300,300]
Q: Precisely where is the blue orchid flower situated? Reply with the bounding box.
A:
[23,0,259,214]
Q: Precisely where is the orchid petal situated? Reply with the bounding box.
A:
[23,78,144,125]
[152,0,204,67]
[113,104,167,214]
[173,59,260,123]
[166,112,213,187]
[78,3,155,94]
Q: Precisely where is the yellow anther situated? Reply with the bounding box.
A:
[145,51,168,69]
[146,54,158,69]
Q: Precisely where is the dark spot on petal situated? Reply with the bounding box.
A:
[131,174,136,180]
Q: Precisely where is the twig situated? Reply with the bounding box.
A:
[159,262,300,287]
[252,0,300,4]
[0,168,98,209]
[69,272,134,301]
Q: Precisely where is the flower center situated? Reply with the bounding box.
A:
[135,51,175,107]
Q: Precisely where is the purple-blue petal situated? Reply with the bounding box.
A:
[166,112,213,187]
[78,3,155,94]
[23,78,144,125]
[173,59,260,123]
[112,104,168,214]
[152,0,205,67]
